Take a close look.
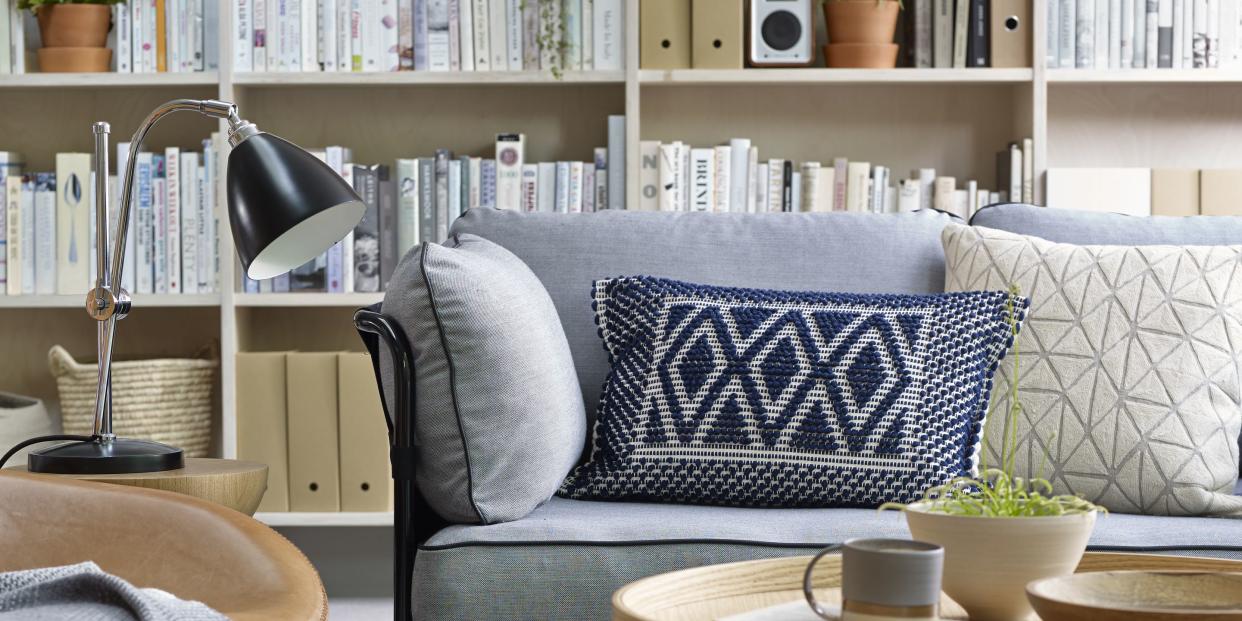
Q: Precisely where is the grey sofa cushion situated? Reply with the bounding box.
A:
[450,208,955,418]
[414,494,1242,621]
[974,203,1242,474]
[381,235,585,524]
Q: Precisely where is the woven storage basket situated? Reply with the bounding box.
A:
[49,345,217,457]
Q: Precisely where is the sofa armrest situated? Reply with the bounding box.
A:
[0,470,326,621]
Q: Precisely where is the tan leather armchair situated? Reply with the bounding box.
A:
[0,470,328,621]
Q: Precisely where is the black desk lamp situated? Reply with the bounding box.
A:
[11,99,364,475]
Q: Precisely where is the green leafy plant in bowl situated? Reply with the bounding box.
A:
[883,284,1104,621]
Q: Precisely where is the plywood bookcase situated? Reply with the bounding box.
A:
[3,1,1242,526]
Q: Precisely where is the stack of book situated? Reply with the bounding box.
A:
[0,139,223,297]
[903,0,1031,68]
[1047,0,1240,69]
[231,0,625,73]
[244,114,627,293]
[635,138,1036,220]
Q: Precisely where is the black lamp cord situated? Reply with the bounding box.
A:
[0,435,98,470]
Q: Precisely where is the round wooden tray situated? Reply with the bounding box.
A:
[612,552,1242,621]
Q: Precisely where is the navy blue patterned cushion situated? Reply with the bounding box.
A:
[558,276,1026,508]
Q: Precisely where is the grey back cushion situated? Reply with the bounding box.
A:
[381,235,585,524]
[974,202,1242,474]
[450,208,955,418]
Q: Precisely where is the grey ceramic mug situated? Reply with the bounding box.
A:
[803,538,944,621]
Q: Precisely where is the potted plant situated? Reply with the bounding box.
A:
[19,0,120,73]
[823,0,902,68]
[882,286,1104,621]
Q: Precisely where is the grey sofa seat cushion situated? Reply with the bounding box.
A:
[450,208,956,418]
[414,494,1242,621]
[381,235,585,524]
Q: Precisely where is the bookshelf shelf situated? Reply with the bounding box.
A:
[233,70,626,87]
[233,293,384,307]
[1047,69,1242,84]
[638,68,1034,86]
[0,293,221,309]
[255,512,394,527]
[0,71,219,89]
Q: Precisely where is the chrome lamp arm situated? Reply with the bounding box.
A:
[87,99,258,440]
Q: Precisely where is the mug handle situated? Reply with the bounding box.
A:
[803,544,844,620]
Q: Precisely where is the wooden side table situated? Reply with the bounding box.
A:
[612,552,1242,621]
[12,458,268,515]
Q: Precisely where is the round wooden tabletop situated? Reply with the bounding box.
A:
[12,458,268,515]
[612,552,1242,621]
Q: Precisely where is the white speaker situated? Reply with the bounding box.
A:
[748,0,814,66]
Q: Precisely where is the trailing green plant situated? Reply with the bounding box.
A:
[518,0,566,79]
[19,0,124,11]
[880,284,1104,518]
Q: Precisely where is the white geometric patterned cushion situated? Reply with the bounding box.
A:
[558,276,1022,508]
[943,223,1242,517]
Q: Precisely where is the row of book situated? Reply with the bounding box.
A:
[902,0,1032,69]
[0,139,223,297]
[245,115,627,293]
[0,1,220,75]
[1047,0,1241,69]
[634,138,1037,220]
[236,351,391,513]
[1048,167,1242,217]
[231,0,624,73]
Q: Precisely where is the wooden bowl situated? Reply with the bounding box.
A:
[1027,571,1242,620]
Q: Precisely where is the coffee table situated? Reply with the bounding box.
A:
[612,552,1242,621]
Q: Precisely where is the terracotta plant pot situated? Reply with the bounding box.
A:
[824,0,901,45]
[825,43,900,68]
[904,503,1097,621]
[38,46,111,72]
[36,3,111,48]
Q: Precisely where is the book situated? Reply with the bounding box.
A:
[471,0,490,69]
[448,159,462,217]
[1008,142,1022,202]
[638,141,659,211]
[582,165,595,211]
[520,164,538,211]
[727,138,751,213]
[1078,0,1096,67]
[396,158,419,260]
[1060,0,1077,66]
[417,157,436,243]
[522,0,540,68]
[287,352,342,512]
[967,0,988,67]
[593,0,622,69]
[427,0,451,69]
[54,153,90,295]
[952,0,970,67]
[458,0,475,69]
[5,176,19,295]
[433,150,450,239]
[846,162,870,213]
[19,177,34,294]
[1046,167,1152,215]
[915,0,933,66]
[607,115,626,210]
[933,176,956,214]
[506,0,523,68]
[687,148,713,212]
[414,0,428,69]
[236,352,291,512]
[337,353,393,511]
[536,162,555,212]
[593,148,608,209]
[164,147,181,293]
[179,151,199,294]
[1021,138,1034,203]
[746,146,759,213]
[1096,0,1111,67]
[480,158,497,208]
[34,173,56,295]
[832,158,848,211]
[1047,0,1060,66]
[898,178,921,212]
[1150,168,1199,216]
[568,161,585,212]
[1199,169,1242,216]
[563,0,583,70]
[352,164,380,292]
[495,133,524,210]
[1158,0,1173,66]
[815,165,835,213]
[553,161,569,212]
[376,164,396,289]
[766,159,784,213]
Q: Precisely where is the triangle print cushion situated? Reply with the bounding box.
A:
[558,276,1023,508]
[943,223,1242,517]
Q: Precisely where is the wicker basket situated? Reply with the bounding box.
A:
[49,345,217,457]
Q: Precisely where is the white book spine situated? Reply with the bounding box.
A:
[234,0,253,71]
[192,0,205,70]
[593,0,621,70]
[917,168,935,212]
[535,162,554,212]
[727,139,750,213]
[745,147,759,213]
[952,0,969,67]
[468,157,481,210]
[753,162,767,214]
[1077,0,1096,67]
[117,4,133,72]
[832,158,848,211]
[164,149,180,293]
[814,168,834,213]
[791,171,802,213]
[520,164,538,211]
[54,153,91,295]
[1207,0,1219,67]
[846,162,870,213]
[567,161,584,212]
[200,140,214,291]
[4,177,17,294]
[1047,0,1060,67]
[0,0,10,75]
[488,0,507,70]
[11,1,25,74]
[898,179,920,213]
[154,177,167,293]
[766,159,783,213]
[966,180,978,219]
[506,0,523,69]
[364,0,383,70]
[180,152,198,294]
[800,162,820,212]
[917,0,934,67]
[1133,0,1147,66]
[1193,0,1208,66]
[1060,0,1077,66]
[1022,138,1034,203]
[1008,144,1022,201]
[638,141,659,211]
[606,115,625,209]
[340,0,353,70]
[448,160,462,218]
[494,133,525,209]
[378,0,399,70]
[580,0,593,69]
[711,146,730,213]
[458,0,475,70]
[472,0,490,69]
[552,162,569,212]
[538,0,561,69]
[689,148,714,212]
[19,179,34,293]
[563,0,582,70]
[1096,0,1111,67]
[1110,0,1123,67]
[1172,0,1185,67]
[933,176,956,213]
[1151,0,1164,67]
[593,148,607,209]
[582,165,595,212]
[1181,0,1194,66]
[322,0,338,71]
[254,0,268,69]
[1120,0,1134,66]
[658,143,680,212]
[34,175,56,295]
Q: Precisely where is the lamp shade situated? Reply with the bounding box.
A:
[228,133,365,280]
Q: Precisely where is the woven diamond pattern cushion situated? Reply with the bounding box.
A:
[558,276,1022,508]
[943,223,1242,516]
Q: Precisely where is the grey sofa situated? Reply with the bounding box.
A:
[361,204,1242,621]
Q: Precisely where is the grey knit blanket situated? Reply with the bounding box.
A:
[0,562,227,620]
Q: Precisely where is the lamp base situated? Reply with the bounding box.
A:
[27,438,184,474]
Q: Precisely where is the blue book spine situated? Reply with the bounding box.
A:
[480,159,497,209]
[272,272,290,292]
[413,0,428,70]
[136,157,153,295]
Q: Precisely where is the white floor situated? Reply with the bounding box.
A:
[329,597,393,620]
